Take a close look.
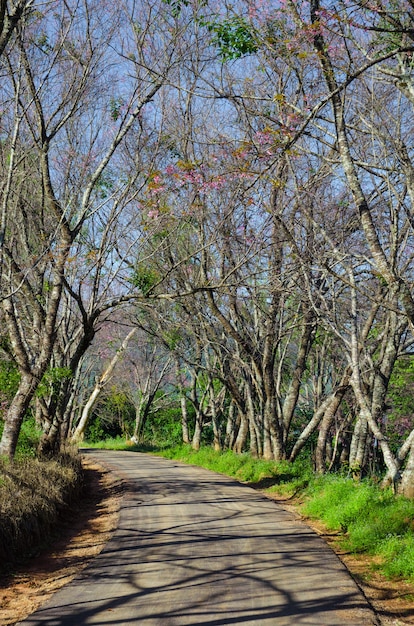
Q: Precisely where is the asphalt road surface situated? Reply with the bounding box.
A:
[18,450,379,625]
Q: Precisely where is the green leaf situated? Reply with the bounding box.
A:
[131,265,160,296]
[207,17,258,61]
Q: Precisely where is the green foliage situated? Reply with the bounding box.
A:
[0,416,42,458]
[304,476,414,580]
[15,417,42,458]
[0,360,20,409]
[143,406,183,447]
[85,416,108,443]
[0,335,13,356]
[105,389,131,416]
[95,172,115,199]
[86,388,135,442]
[162,0,189,17]
[36,367,72,399]
[131,264,160,296]
[371,0,408,56]
[163,329,182,350]
[36,32,52,53]
[109,97,124,121]
[207,17,258,61]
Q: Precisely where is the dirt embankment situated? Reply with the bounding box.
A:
[0,458,122,626]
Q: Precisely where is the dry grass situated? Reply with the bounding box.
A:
[0,457,121,626]
[0,447,83,569]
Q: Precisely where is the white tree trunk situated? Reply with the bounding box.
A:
[399,441,414,498]
[71,328,136,442]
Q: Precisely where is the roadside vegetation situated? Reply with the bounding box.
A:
[2,406,414,587]
[0,420,83,572]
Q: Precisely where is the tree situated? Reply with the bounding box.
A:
[0,0,196,458]
[71,327,136,442]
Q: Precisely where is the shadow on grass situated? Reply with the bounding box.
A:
[247,475,309,492]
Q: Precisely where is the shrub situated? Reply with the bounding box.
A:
[143,406,185,447]
[16,417,42,457]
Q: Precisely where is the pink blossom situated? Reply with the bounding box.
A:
[148,209,160,219]
[254,131,273,145]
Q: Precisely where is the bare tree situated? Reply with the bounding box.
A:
[0,0,196,458]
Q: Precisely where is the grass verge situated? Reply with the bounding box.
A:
[303,475,414,580]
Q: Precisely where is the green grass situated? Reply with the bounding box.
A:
[82,436,155,452]
[157,444,312,492]
[378,534,414,579]
[158,444,281,481]
[303,475,414,581]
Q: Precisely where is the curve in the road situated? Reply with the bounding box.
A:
[17,449,379,626]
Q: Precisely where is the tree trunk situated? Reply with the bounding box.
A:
[192,410,202,450]
[380,427,414,492]
[71,328,136,442]
[262,404,274,460]
[133,398,146,442]
[289,370,350,462]
[72,385,102,443]
[233,411,248,454]
[38,417,61,456]
[180,394,190,444]
[246,385,261,457]
[224,401,236,450]
[315,387,347,473]
[0,372,38,459]
[399,442,414,498]
[282,310,315,443]
[348,414,369,476]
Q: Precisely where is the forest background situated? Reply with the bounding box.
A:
[1,0,414,499]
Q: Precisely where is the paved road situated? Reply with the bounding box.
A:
[18,450,378,625]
